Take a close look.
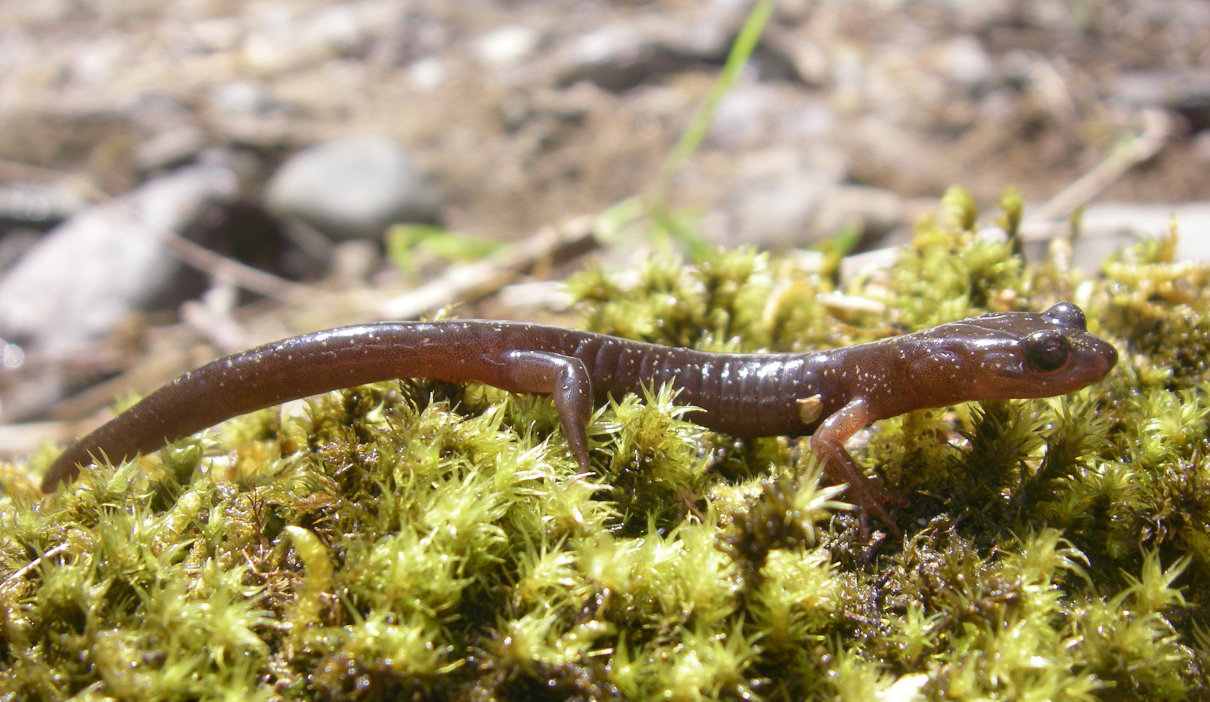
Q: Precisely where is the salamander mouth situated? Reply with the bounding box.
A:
[983,334,1116,397]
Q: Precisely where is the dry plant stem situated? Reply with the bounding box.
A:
[46,347,196,423]
[281,219,337,263]
[180,287,251,355]
[0,421,73,461]
[0,158,108,200]
[164,234,315,303]
[0,543,68,591]
[377,213,601,319]
[1026,109,1173,229]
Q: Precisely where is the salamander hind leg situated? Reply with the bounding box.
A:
[500,350,593,470]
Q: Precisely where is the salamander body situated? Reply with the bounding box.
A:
[41,302,1118,533]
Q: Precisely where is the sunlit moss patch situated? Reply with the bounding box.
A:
[3,192,1209,699]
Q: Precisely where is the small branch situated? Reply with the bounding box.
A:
[1,543,69,591]
[46,346,194,422]
[163,234,315,303]
[1025,109,1173,231]
[180,286,251,354]
[377,213,601,319]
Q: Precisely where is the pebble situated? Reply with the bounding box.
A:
[0,164,239,354]
[264,135,444,240]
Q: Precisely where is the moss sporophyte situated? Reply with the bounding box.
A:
[5,193,1209,699]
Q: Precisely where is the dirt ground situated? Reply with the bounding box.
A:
[4,2,1208,232]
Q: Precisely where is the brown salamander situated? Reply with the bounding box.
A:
[40,302,1117,533]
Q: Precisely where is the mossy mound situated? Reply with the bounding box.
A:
[3,191,1208,700]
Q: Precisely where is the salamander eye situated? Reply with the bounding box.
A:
[1044,302,1086,331]
[1024,330,1070,372]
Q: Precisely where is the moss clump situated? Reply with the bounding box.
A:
[3,189,1210,700]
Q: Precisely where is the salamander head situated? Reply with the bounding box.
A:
[911,302,1118,403]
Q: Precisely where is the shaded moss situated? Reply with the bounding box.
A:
[3,192,1210,699]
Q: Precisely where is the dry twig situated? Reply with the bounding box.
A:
[377,213,601,319]
[1025,109,1173,230]
[163,234,315,303]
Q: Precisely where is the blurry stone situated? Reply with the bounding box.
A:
[937,37,993,91]
[1079,203,1210,265]
[1020,202,1210,270]
[10,0,74,23]
[407,57,447,91]
[1114,70,1210,130]
[475,25,539,66]
[208,81,282,117]
[303,5,365,53]
[709,85,834,148]
[706,173,834,248]
[950,0,1022,29]
[697,150,850,249]
[265,136,443,239]
[0,164,239,354]
[70,37,127,86]
[239,2,395,73]
[192,17,243,52]
[549,6,743,92]
[553,25,683,92]
[499,85,594,134]
[131,92,194,130]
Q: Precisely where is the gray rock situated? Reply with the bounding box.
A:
[474,25,540,66]
[265,135,442,240]
[1020,202,1210,270]
[703,163,839,248]
[0,163,239,354]
[548,4,746,92]
[207,81,284,117]
[1079,202,1210,265]
[407,57,447,91]
[691,147,852,249]
[937,36,993,91]
[709,85,834,149]
[1113,70,1210,112]
[1113,70,1210,129]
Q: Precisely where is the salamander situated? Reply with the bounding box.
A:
[39,302,1117,534]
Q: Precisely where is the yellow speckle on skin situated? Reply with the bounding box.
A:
[797,394,823,424]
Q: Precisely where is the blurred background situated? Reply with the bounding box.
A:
[1,0,1208,456]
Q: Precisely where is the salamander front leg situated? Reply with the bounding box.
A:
[500,350,593,470]
[809,397,901,537]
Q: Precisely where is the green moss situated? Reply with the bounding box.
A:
[3,194,1210,700]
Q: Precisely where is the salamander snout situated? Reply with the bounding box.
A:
[1083,334,1118,379]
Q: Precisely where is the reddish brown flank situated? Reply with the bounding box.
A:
[42,303,1116,535]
